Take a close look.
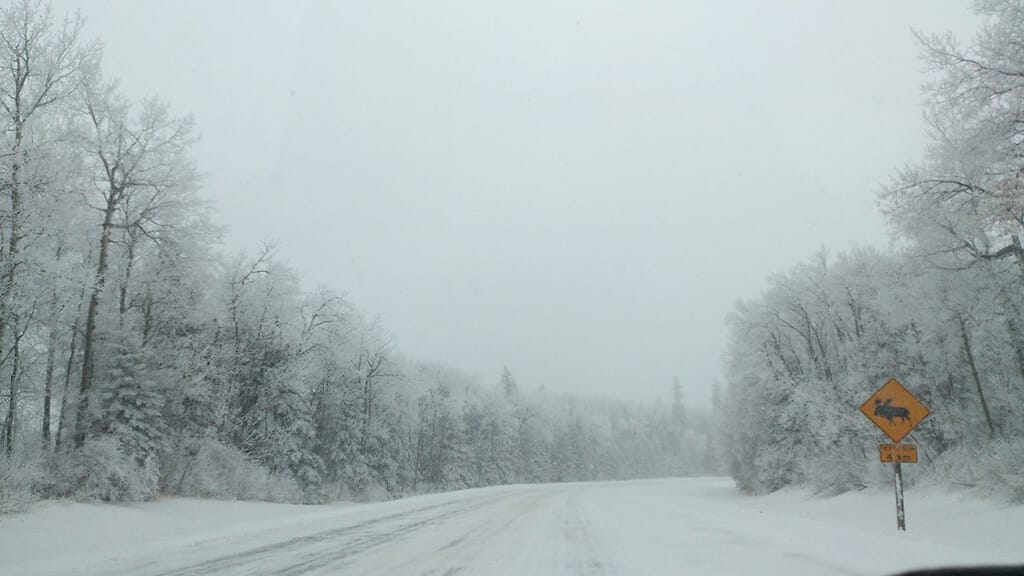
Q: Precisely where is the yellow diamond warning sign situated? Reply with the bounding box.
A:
[860,378,930,443]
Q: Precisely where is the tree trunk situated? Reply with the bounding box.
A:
[4,337,20,455]
[141,293,153,348]
[55,287,86,452]
[40,237,67,446]
[41,320,59,448]
[995,286,1024,384]
[959,315,995,438]
[361,375,372,454]
[73,195,118,448]
[1013,235,1024,282]
[0,119,24,453]
[118,235,136,319]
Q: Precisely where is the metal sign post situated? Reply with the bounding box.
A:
[894,461,905,531]
[860,378,930,532]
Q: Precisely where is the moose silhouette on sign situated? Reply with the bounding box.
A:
[874,398,910,425]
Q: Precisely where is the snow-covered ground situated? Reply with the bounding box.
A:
[2,478,1021,576]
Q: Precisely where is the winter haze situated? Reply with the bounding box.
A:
[50,0,977,405]
[5,1,1024,574]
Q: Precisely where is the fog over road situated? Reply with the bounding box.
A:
[12,478,1022,576]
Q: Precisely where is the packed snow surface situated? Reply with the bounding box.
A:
[2,478,1021,575]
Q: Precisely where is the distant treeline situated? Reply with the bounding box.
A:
[0,1,714,512]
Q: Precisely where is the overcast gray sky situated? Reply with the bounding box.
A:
[53,1,979,407]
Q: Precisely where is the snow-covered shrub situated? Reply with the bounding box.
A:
[748,441,803,494]
[925,438,1024,503]
[256,472,303,503]
[969,439,1024,503]
[159,438,302,503]
[52,436,158,502]
[804,449,873,496]
[0,450,40,513]
[988,439,1024,503]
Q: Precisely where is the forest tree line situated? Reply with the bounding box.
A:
[0,1,715,512]
[720,0,1024,500]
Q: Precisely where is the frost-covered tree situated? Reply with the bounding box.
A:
[883,1,1024,276]
[500,366,517,397]
[0,0,96,454]
[72,79,199,449]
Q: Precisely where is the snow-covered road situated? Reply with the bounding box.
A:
[5,478,1023,576]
